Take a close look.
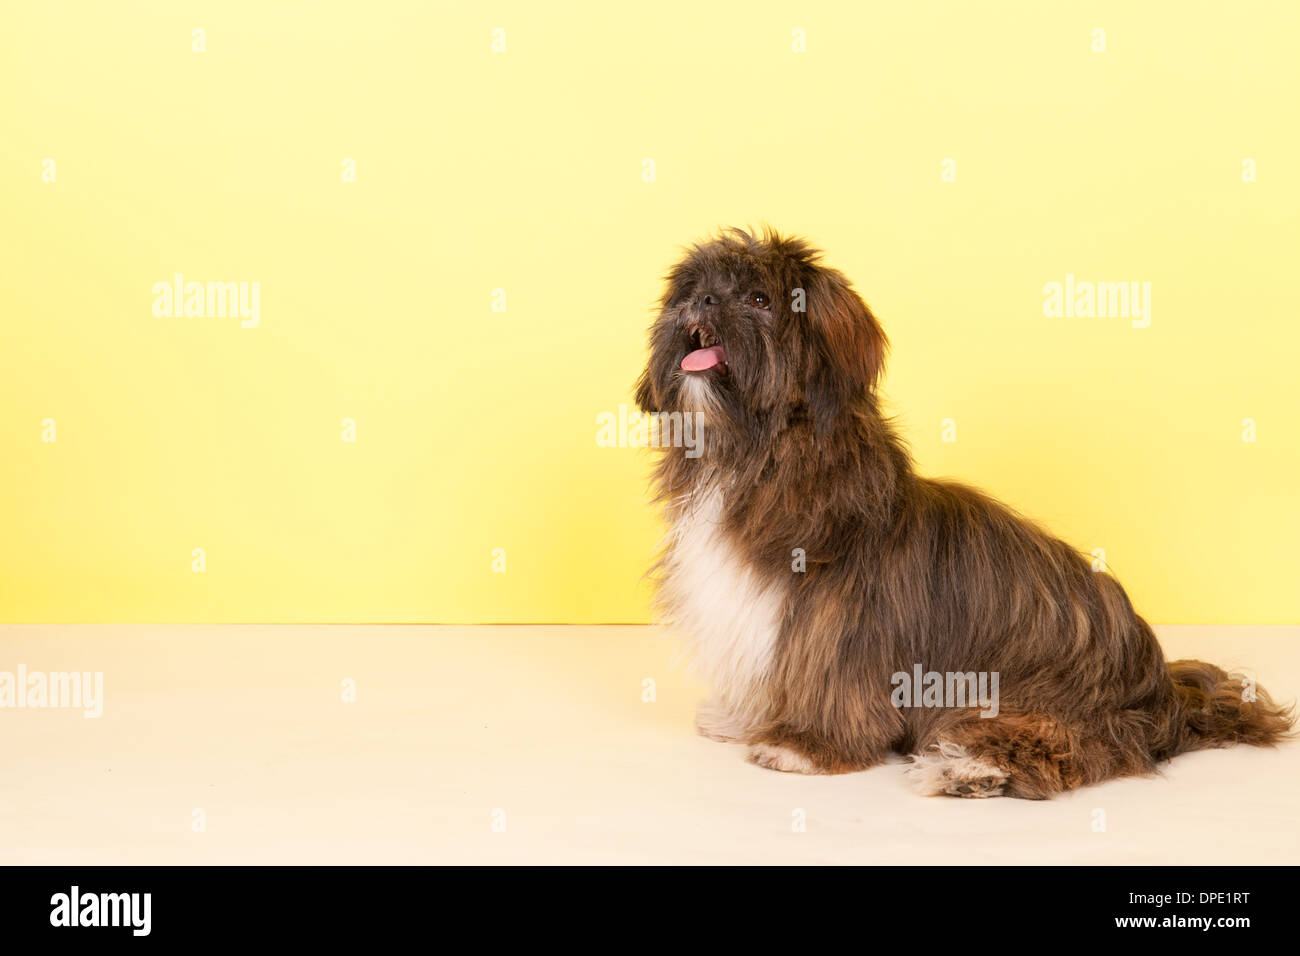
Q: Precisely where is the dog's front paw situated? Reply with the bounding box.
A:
[695,700,749,743]
[747,742,823,774]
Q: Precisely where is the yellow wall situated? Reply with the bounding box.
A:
[2,1,1297,624]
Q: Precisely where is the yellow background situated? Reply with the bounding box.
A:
[1,1,1296,624]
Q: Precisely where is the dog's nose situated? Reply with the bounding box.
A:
[698,293,720,309]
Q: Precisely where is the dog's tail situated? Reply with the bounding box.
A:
[1165,659,1294,754]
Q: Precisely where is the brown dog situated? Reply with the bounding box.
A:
[635,227,1292,798]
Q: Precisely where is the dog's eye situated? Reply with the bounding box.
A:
[749,292,770,309]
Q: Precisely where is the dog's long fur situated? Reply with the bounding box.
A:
[636,227,1292,798]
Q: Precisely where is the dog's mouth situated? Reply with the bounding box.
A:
[681,326,728,373]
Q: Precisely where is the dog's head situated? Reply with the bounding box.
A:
[635,228,887,442]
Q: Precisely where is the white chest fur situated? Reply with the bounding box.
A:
[660,489,784,711]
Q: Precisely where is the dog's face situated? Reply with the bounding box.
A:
[636,229,887,440]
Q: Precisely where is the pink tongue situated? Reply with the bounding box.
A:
[681,345,727,371]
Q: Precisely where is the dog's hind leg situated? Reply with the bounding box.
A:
[907,713,1144,799]
[907,738,1009,797]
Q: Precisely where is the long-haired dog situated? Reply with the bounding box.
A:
[635,227,1292,798]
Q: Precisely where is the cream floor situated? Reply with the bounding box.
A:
[2,624,1297,865]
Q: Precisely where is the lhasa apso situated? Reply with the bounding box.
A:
[635,227,1291,798]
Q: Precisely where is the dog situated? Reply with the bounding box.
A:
[635,227,1292,798]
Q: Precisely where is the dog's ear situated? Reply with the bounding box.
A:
[634,365,658,413]
[802,267,887,435]
[637,262,695,413]
[634,313,673,413]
